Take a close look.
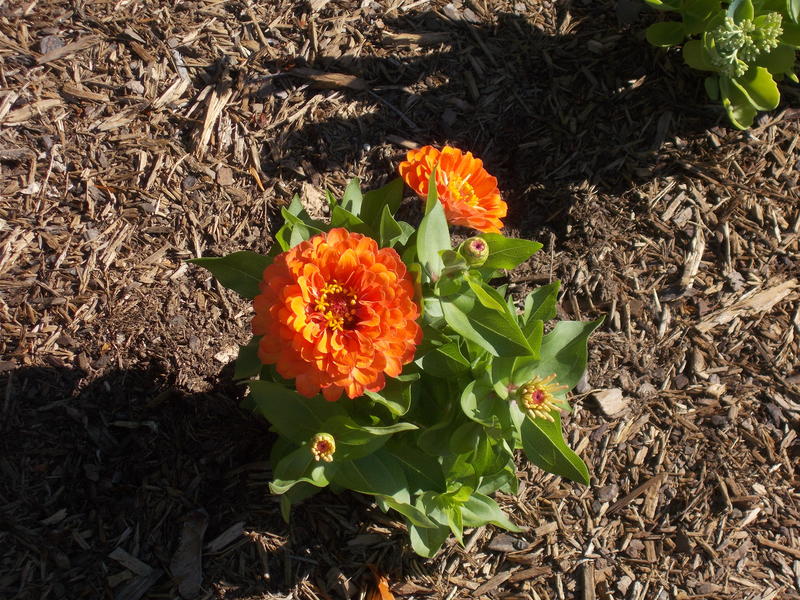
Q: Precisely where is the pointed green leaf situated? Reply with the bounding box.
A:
[234,337,262,379]
[189,251,271,299]
[520,413,590,485]
[248,380,345,444]
[341,178,363,215]
[417,170,450,280]
[460,492,522,531]
[479,233,542,270]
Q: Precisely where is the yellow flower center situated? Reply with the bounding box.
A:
[518,374,568,422]
[441,171,478,206]
[315,281,358,331]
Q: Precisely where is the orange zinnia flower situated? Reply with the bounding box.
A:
[252,228,421,401]
[398,145,507,233]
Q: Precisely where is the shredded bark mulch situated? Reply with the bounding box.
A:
[1,0,799,599]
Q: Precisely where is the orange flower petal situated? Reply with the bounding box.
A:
[252,229,421,400]
[398,145,507,233]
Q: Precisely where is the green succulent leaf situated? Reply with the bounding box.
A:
[734,66,780,111]
[646,21,686,47]
[757,43,796,76]
[789,0,800,23]
[683,39,715,71]
[520,413,590,485]
[189,251,271,299]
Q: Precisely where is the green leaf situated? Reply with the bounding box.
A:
[789,0,800,23]
[248,380,345,444]
[417,342,471,377]
[441,293,534,357]
[783,19,800,45]
[683,39,715,71]
[417,170,450,280]
[466,276,508,313]
[720,77,759,128]
[479,233,542,270]
[523,281,560,324]
[340,178,363,215]
[728,0,754,22]
[385,438,446,494]
[330,205,370,234]
[408,522,451,558]
[365,373,418,416]
[460,380,507,427]
[757,43,796,76]
[189,251,271,299]
[234,337,261,379]
[461,492,522,531]
[734,66,780,111]
[645,21,685,47]
[361,177,404,229]
[378,496,438,528]
[332,449,411,503]
[643,0,681,10]
[705,75,721,100]
[270,445,333,494]
[524,319,602,390]
[520,413,590,485]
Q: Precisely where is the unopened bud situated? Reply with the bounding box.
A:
[458,237,489,267]
[310,433,336,462]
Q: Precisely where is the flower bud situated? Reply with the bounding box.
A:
[310,433,336,462]
[516,374,568,422]
[458,237,489,267]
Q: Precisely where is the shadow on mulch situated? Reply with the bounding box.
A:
[1,364,409,599]
[250,6,718,237]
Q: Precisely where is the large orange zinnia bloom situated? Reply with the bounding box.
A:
[252,228,421,401]
[398,145,507,233]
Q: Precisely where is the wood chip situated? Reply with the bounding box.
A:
[37,35,100,64]
[289,67,369,91]
[696,279,798,332]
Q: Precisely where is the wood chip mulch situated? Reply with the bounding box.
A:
[1,0,799,599]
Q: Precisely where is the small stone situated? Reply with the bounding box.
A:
[592,388,627,417]
[125,80,145,95]
[710,415,728,427]
[39,35,64,55]
[214,345,238,363]
[596,483,618,503]
[216,166,234,186]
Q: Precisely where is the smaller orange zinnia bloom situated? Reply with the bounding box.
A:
[252,228,421,401]
[398,145,507,233]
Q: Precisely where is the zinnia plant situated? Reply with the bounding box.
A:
[190,148,600,557]
[644,0,800,128]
